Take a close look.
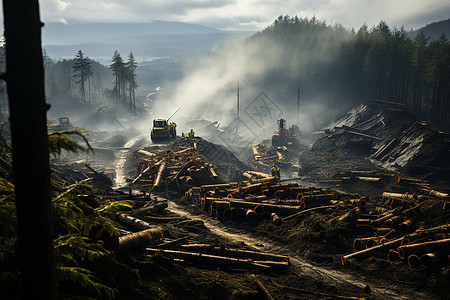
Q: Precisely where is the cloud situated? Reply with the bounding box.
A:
[1,0,448,31]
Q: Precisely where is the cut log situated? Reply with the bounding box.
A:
[153,160,167,191]
[131,165,151,185]
[341,236,406,265]
[373,138,397,159]
[246,209,257,221]
[211,200,230,211]
[271,213,283,226]
[420,252,447,267]
[116,213,153,231]
[342,127,381,140]
[136,149,156,158]
[155,235,192,249]
[243,171,254,179]
[341,224,450,265]
[209,164,219,179]
[397,238,450,259]
[118,227,164,251]
[249,177,278,185]
[382,192,416,200]
[201,183,233,192]
[200,247,289,262]
[142,215,187,223]
[145,248,275,272]
[407,254,421,268]
[226,199,304,216]
[245,170,271,179]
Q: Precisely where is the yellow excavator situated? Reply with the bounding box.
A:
[150,107,181,142]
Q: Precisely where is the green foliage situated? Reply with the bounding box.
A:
[0,122,12,179]
[0,181,19,292]
[51,182,132,299]
[53,180,132,239]
[48,129,93,157]
[55,235,117,299]
[242,15,450,130]
[0,176,133,299]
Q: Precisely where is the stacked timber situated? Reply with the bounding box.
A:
[249,142,289,170]
[320,169,395,186]
[341,187,450,269]
[186,178,360,225]
[131,143,222,191]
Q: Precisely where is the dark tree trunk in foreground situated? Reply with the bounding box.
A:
[2,0,56,299]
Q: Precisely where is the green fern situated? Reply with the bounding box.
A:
[57,266,117,300]
[0,127,135,299]
[48,128,94,156]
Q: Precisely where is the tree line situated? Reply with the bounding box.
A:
[0,45,139,116]
[45,49,138,111]
[243,16,450,130]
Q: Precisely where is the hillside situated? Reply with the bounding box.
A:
[408,19,450,40]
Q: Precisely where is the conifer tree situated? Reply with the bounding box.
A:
[126,52,138,112]
[72,50,92,104]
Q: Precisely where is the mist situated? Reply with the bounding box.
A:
[149,17,354,149]
[38,17,362,154]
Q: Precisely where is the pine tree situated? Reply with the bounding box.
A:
[125,52,138,112]
[109,50,125,107]
[72,50,92,104]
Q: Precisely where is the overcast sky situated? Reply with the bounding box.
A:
[3,0,450,31]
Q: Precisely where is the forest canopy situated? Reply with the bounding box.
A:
[238,15,450,130]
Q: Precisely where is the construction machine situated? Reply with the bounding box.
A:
[150,107,181,142]
[271,118,299,147]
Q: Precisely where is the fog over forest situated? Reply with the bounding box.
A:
[2,17,448,148]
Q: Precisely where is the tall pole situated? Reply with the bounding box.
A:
[297,86,300,125]
[237,80,240,120]
[2,0,56,298]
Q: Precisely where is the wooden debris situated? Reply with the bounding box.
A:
[118,227,164,251]
[251,274,275,300]
[145,248,282,272]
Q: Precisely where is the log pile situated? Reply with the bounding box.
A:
[115,205,290,273]
[184,170,449,271]
[185,177,362,224]
[341,186,449,269]
[248,142,289,170]
[130,142,222,191]
[319,169,396,186]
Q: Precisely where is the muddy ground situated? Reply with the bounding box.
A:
[40,101,450,299]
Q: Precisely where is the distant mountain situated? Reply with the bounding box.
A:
[42,21,221,45]
[42,21,252,60]
[408,19,450,41]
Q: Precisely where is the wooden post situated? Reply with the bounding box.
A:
[2,1,56,298]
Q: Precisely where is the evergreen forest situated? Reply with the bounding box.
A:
[235,16,450,130]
